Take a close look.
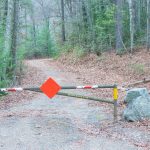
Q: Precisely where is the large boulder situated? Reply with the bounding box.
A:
[123,88,150,121]
[124,88,149,104]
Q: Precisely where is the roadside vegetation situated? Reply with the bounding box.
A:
[0,0,150,88]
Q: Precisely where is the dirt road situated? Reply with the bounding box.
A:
[0,59,139,149]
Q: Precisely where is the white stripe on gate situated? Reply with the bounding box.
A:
[92,85,99,88]
[0,88,23,92]
[76,86,84,89]
[76,85,99,89]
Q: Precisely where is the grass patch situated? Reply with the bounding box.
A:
[129,63,145,75]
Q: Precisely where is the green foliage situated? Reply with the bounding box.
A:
[1,0,149,87]
[72,46,86,58]
[0,23,10,87]
[0,91,8,97]
[37,24,54,56]
[62,0,148,55]
[95,4,115,51]
[0,58,11,88]
[0,0,30,87]
[54,42,86,60]
[24,22,55,58]
[0,0,56,88]
[54,43,74,59]
[66,1,116,53]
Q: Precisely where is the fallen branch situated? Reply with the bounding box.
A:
[123,78,150,88]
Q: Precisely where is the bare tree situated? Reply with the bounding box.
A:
[30,3,37,48]
[61,0,66,42]
[128,0,135,53]
[147,0,150,51]
[115,0,123,54]
[10,0,19,83]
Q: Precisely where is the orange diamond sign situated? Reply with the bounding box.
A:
[40,78,61,98]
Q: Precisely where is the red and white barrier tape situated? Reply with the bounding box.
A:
[76,85,99,89]
[0,86,128,92]
[0,85,100,92]
[0,88,23,92]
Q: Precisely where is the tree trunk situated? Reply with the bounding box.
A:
[4,0,12,54]
[25,7,28,40]
[147,0,150,51]
[2,0,12,81]
[87,0,96,51]
[3,0,8,31]
[46,19,50,55]
[128,0,135,53]
[10,0,19,83]
[30,3,37,51]
[115,0,123,54]
[137,0,141,31]
[61,0,66,42]
[66,0,73,17]
[81,0,88,45]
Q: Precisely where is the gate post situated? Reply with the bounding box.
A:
[113,85,118,122]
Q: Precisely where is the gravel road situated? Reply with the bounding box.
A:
[0,59,137,150]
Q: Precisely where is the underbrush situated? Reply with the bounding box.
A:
[54,43,87,61]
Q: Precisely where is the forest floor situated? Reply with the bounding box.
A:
[56,49,150,148]
[0,50,149,149]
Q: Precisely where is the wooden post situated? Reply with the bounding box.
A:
[114,101,118,123]
[113,86,118,123]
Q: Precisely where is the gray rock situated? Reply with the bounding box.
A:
[124,88,149,103]
[123,88,150,121]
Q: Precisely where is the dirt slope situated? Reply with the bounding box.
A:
[56,50,150,148]
[57,50,150,99]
